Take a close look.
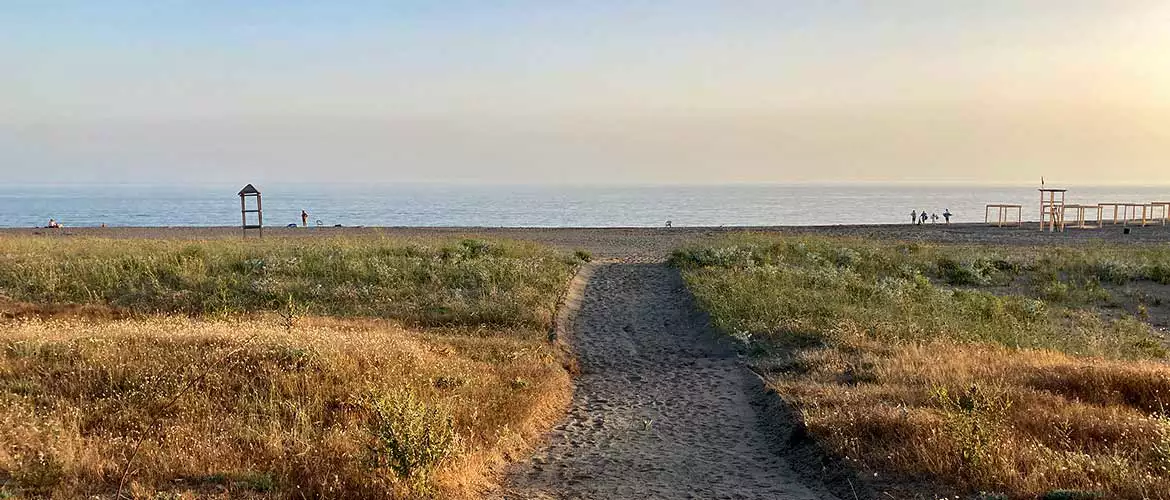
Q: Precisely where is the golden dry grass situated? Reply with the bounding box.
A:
[777,339,1170,499]
[675,234,1170,499]
[0,236,583,498]
[0,316,570,498]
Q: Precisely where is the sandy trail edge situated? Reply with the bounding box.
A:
[498,262,842,499]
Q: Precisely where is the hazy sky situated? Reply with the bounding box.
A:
[3,1,1169,185]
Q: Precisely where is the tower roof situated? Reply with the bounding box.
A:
[238,184,260,196]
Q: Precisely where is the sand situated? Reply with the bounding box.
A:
[498,262,841,499]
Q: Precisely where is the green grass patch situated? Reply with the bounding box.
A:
[671,234,1166,359]
[0,236,582,328]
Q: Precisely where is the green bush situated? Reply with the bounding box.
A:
[366,391,458,492]
[937,257,989,286]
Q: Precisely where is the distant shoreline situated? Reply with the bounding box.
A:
[0,221,1074,230]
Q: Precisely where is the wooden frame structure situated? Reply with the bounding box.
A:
[1148,202,1170,226]
[1039,188,1066,232]
[1100,202,1160,227]
[1099,202,1122,224]
[1097,202,1163,226]
[984,204,1022,227]
[1060,204,1103,230]
[239,184,263,237]
[1129,204,1159,226]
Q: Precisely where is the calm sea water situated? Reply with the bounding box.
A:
[2,184,1168,228]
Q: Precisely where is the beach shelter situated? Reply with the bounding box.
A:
[239,184,263,237]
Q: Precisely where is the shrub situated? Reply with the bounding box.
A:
[932,385,1013,475]
[1090,259,1136,285]
[367,391,458,492]
[937,257,989,286]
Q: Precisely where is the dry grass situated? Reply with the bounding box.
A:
[0,236,583,498]
[778,340,1170,499]
[0,316,570,498]
[674,234,1170,499]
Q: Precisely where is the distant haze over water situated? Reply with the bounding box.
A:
[3,184,1170,228]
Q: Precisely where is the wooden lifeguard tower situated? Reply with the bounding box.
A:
[239,184,263,237]
[1039,188,1066,232]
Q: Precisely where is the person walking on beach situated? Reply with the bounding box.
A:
[301,210,309,227]
[911,210,917,224]
[931,213,939,224]
[919,211,928,225]
[943,209,952,224]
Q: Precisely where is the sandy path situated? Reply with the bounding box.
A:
[502,263,837,499]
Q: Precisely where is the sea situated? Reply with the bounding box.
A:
[2,183,1168,228]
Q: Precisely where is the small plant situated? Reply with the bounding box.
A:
[931,384,1012,475]
[366,391,458,492]
[431,375,466,390]
[1041,490,1102,500]
[12,450,64,494]
[278,294,305,333]
[573,249,593,263]
[937,257,989,286]
[237,472,276,492]
[1151,416,1170,470]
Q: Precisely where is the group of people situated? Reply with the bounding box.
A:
[911,209,952,225]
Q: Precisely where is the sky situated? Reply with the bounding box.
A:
[2,1,1169,186]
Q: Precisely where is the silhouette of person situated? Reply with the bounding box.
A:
[943,209,952,224]
[301,210,308,227]
[911,210,917,224]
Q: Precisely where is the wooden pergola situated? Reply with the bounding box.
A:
[1100,202,1159,226]
[239,184,263,237]
[1060,204,1103,230]
[1148,202,1170,226]
[984,204,1022,227]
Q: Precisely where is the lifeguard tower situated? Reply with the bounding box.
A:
[1039,188,1066,232]
[239,184,263,237]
